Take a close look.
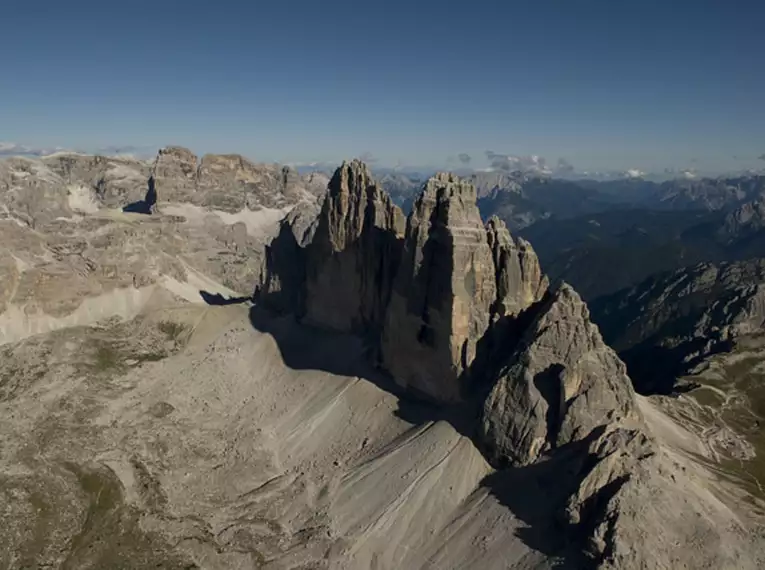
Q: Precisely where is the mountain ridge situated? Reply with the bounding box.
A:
[255,159,763,568]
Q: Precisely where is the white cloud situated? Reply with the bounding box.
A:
[484,151,552,175]
[625,168,645,178]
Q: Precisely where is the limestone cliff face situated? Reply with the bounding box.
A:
[153,146,198,203]
[152,146,324,211]
[381,173,499,402]
[258,167,551,403]
[480,283,639,466]
[486,215,548,320]
[303,160,405,334]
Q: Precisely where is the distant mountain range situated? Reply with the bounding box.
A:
[359,168,765,230]
[520,198,765,300]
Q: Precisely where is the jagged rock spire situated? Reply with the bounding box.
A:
[303,159,405,332]
[380,173,498,402]
[486,215,548,321]
[480,282,639,466]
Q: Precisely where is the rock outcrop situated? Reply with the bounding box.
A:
[480,283,639,466]
[256,160,407,331]
[486,216,548,320]
[718,198,765,243]
[381,173,499,401]
[152,146,323,211]
[591,258,765,393]
[303,160,405,333]
[44,153,151,208]
[478,282,758,569]
[152,146,198,202]
[259,167,555,402]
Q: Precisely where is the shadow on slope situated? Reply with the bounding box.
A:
[246,304,589,567]
[482,426,618,570]
[247,305,449,429]
[122,176,158,214]
[199,290,251,306]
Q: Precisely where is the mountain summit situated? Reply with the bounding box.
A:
[256,161,762,568]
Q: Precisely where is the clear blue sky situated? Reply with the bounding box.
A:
[1,0,763,173]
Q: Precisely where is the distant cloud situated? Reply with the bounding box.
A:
[624,168,646,178]
[484,150,551,175]
[358,151,378,164]
[662,167,698,179]
[758,153,765,162]
[458,153,471,165]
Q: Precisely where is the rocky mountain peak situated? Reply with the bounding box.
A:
[718,198,765,242]
[316,159,400,253]
[259,168,551,403]
[155,146,198,177]
[302,160,405,332]
[381,173,500,402]
[486,215,548,320]
[480,282,639,466]
[257,160,406,334]
[418,171,479,212]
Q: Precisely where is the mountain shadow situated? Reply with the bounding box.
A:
[199,290,251,306]
[245,304,585,568]
[123,176,158,214]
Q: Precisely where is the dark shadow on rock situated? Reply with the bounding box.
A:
[247,305,479,439]
[123,176,158,215]
[619,337,731,394]
[199,290,251,306]
[253,219,307,315]
[481,427,613,570]
[534,363,565,446]
[467,288,554,402]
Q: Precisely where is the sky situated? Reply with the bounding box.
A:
[1,0,764,175]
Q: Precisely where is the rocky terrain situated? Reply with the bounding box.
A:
[0,147,329,346]
[592,259,765,394]
[521,197,765,301]
[1,152,764,569]
[257,160,765,568]
[590,258,765,513]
